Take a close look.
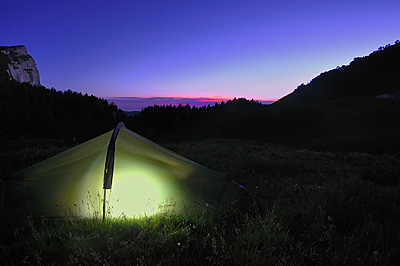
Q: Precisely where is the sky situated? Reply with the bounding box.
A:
[1,0,400,110]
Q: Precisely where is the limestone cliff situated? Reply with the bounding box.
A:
[0,45,40,85]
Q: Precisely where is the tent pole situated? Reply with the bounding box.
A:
[103,122,125,222]
[103,188,106,221]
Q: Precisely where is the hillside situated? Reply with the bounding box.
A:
[261,42,400,152]
[274,41,400,109]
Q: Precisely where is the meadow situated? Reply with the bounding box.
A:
[1,139,399,265]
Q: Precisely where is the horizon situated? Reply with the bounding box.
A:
[106,96,277,111]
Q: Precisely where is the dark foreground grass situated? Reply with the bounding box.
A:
[1,139,400,265]
[1,205,293,265]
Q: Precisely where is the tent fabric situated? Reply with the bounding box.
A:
[5,127,232,218]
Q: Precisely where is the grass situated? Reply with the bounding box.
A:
[1,139,400,265]
[1,206,292,265]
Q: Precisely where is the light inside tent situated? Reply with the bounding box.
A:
[106,137,187,218]
[109,170,164,217]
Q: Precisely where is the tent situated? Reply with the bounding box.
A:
[3,123,235,218]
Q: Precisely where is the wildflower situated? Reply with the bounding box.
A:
[177,242,181,246]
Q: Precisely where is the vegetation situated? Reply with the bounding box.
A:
[0,80,134,143]
[1,139,400,265]
[130,98,264,143]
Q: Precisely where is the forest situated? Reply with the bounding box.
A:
[0,80,132,144]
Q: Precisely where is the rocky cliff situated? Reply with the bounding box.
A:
[0,45,40,85]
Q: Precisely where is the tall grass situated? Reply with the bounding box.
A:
[1,139,400,265]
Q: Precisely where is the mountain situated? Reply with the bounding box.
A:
[0,45,40,86]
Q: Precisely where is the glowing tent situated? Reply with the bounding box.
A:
[4,123,234,218]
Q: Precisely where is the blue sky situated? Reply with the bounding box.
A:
[1,0,399,105]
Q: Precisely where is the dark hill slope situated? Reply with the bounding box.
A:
[266,42,400,152]
[274,42,400,109]
[264,96,400,153]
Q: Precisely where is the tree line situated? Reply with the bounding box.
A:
[0,80,133,143]
[0,75,265,145]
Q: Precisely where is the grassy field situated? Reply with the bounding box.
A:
[1,139,400,265]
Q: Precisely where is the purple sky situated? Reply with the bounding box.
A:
[1,0,399,109]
